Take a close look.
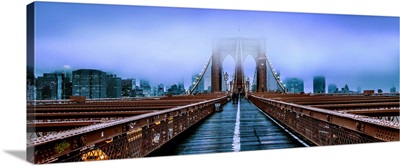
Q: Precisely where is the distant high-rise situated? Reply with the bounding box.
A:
[122,78,135,97]
[178,80,186,94]
[72,69,106,99]
[56,65,73,83]
[27,66,37,100]
[156,84,165,96]
[356,86,362,93]
[133,87,144,97]
[342,84,350,93]
[27,84,36,100]
[390,86,397,93]
[328,84,338,94]
[313,76,326,94]
[167,81,186,95]
[167,84,180,95]
[252,69,258,92]
[140,79,152,97]
[140,79,150,89]
[283,78,304,93]
[106,74,122,98]
[36,72,70,100]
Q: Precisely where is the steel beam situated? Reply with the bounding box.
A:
[27,95,227,164]
[27,121,103,132]
[248,94,400,146]
[27,110,155,120]
[345,109,400,117]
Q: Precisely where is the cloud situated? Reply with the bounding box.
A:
[34,2,399,91]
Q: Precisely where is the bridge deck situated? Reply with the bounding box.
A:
[26,93,399,164]
[149,97,304,156]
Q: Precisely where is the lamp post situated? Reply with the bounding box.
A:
[246,77,250,92]
[224,72,229,92]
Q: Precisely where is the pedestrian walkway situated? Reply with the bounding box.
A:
[148,97,305,157]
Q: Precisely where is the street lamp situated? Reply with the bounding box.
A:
[224,72,229,92]
[246,77,250,93]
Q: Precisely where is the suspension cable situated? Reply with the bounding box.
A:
[265,56,287,93]
[189,56,212,95]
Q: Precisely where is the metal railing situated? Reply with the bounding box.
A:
[248,95,399,146]
[27,95,227,164]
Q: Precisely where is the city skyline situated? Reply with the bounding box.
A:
[33,2,399,93]
[35,67,190,89]
[36,66,396,95]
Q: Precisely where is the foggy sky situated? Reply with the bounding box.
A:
[34,2,399,92]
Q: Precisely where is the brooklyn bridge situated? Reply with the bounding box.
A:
[27,38,399,164]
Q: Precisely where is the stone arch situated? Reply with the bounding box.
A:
[211,38,267,93]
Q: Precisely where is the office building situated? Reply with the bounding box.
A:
[167,81,186,95]
[283,78,304,93]
[390,86,397,93]
[156,84,165,96]
[106,74,122,98]
[140,79,152,97]
[313,76,326,94]
[122,78,136,97]
[72,69,106,99]
[341,84,350,93]
[357,86,362,93]
[36,72,70,100]
[328,84,338,94]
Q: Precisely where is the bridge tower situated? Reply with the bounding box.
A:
[211,38,267,93]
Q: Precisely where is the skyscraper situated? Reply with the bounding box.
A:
[36,72,70,100]
[357,86,362,93]
[328,84,338,94]
[140,79,151,97]
[342,84,350,93]
[178,80,186,94]
[283,77,304,93]
[313,76,326,94]
[121,78,136,97]
[106,74,122,98]
[27,66,36,100]
[27,84,36,100]
[390,85,397,93]
[156,83,165,96]
[167,84,180,95]
[72,69,106,99]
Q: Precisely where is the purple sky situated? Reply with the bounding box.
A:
[33,2,399,92]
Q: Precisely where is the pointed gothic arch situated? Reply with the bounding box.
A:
[211,38,267,93]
